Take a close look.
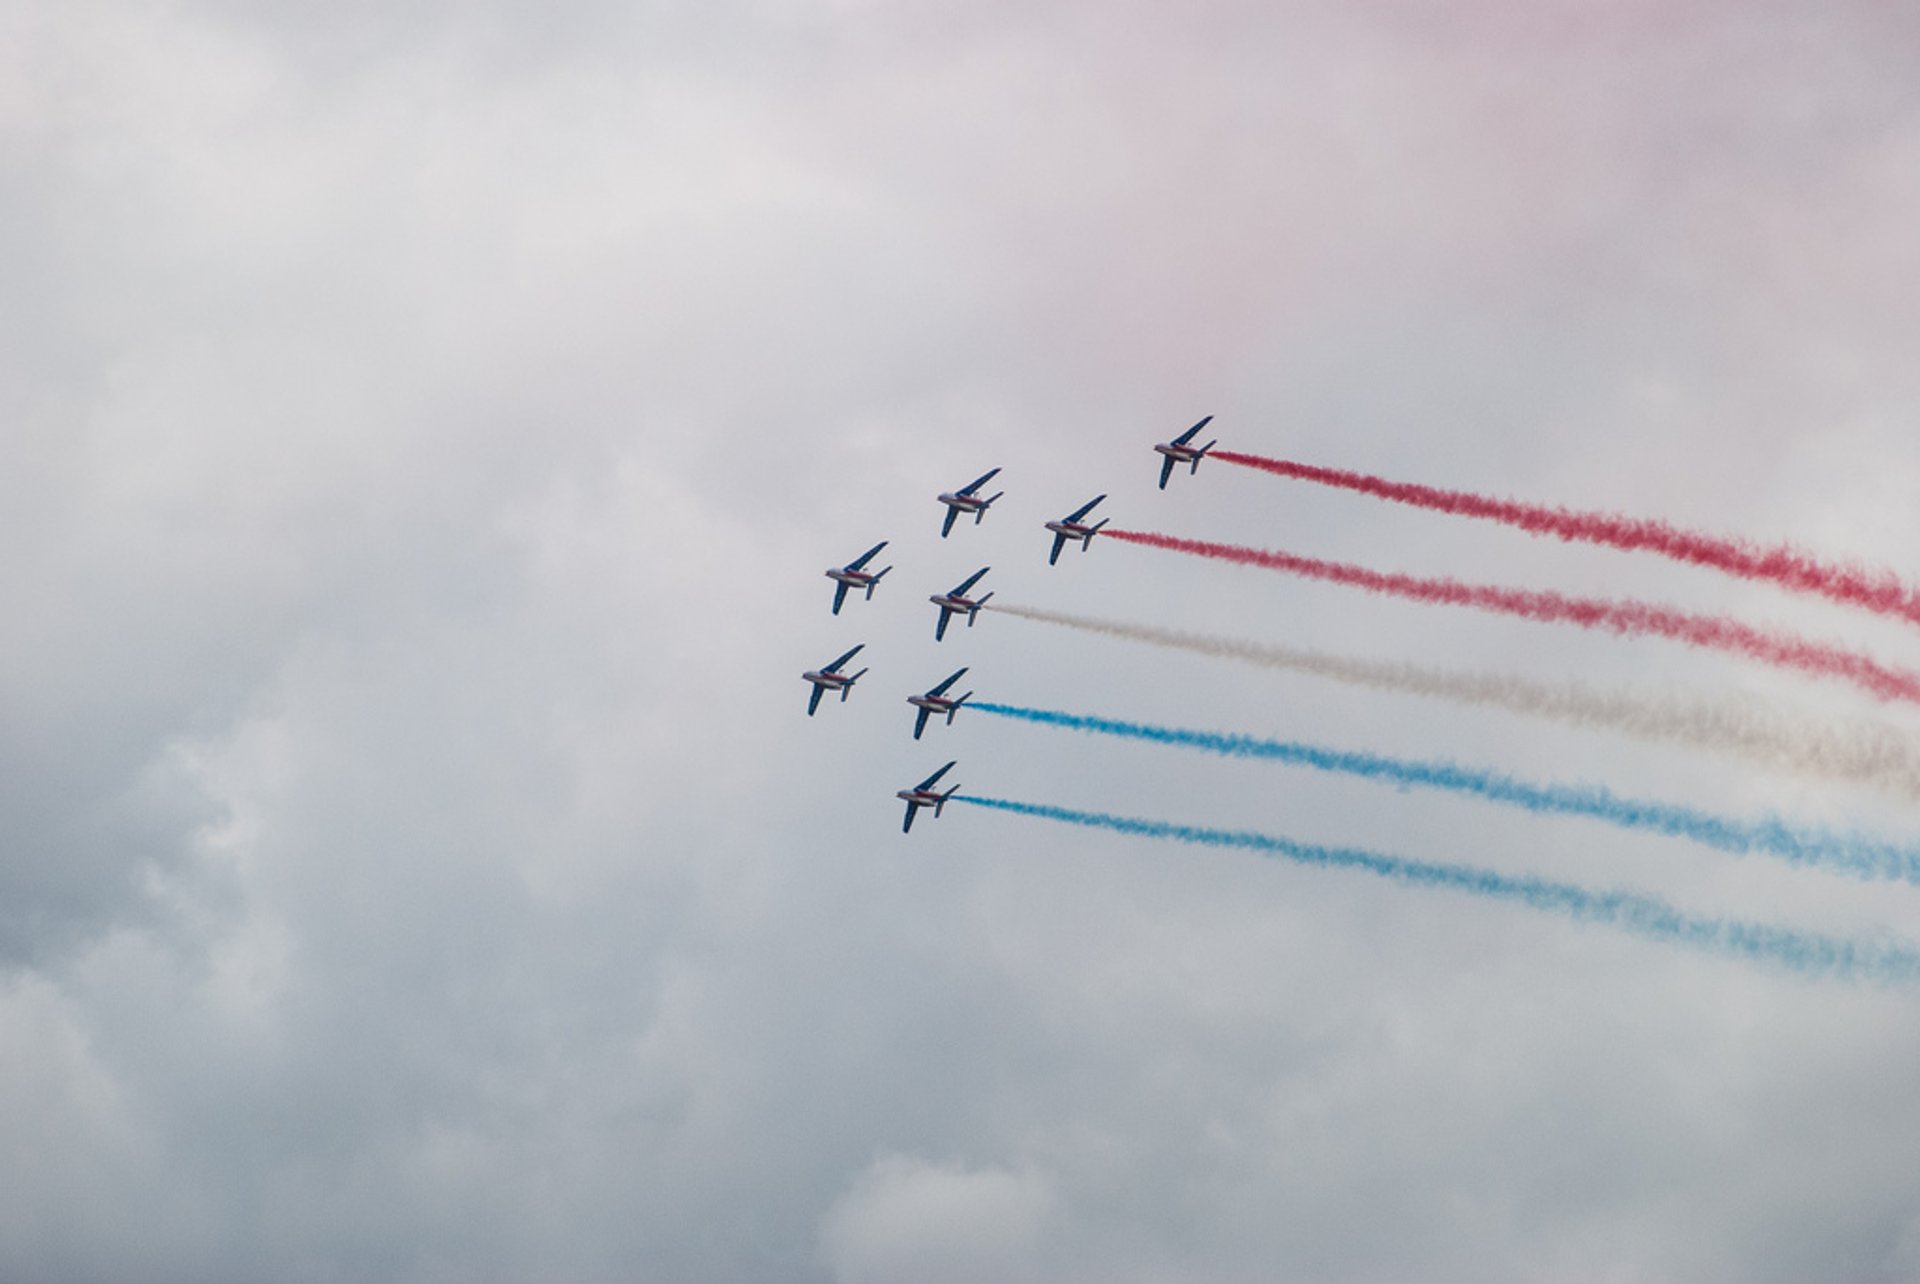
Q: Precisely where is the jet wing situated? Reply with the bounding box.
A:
[1063,495,1105,523]
[940,505,959,538]
[958,467,1002,496]
[917,761,957,790]
[934,607,951,642]
[1172,415,1213,446]
[927,667,967,697]
[912,707,931,740]
[825,643,864,673]
[808,684,824,716]
[845,541,887,571]
[902,802,917,833]
[1049,532,1068,565]
[831,582,849,615]
[951,566,990,595]
[1158,455,1176,489]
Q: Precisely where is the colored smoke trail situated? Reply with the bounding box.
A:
[953,795,1920,984]
[1103,528,1920,706]
[1214,450,1920,629]
[984,603,1920,801]
[968,702,1920,884]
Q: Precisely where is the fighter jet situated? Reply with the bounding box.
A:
[929,568,992,641]
[1154,415,1217,489]
[908,668,972,739]
[897,760,959,833]
[801,644,867,715]
[825,541,891,615]
[1043,495,1108,565]
[937,468,1004,537]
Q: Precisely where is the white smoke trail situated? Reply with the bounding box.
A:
[987,602,1920,802]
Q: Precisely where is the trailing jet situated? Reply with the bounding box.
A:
[801,644,867,715]
[929,568,992,641]
[897,760,959,833]
[1044,495,1108,565]
[908,668,972,739]
[1154,415,1217,489]
[825,541,891,615]
[937,468,1004,537]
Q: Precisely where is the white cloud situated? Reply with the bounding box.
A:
[6,1,1920,1280]
[820,1155,1059,1284]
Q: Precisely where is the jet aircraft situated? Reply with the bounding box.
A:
[825,541,891,615]
[801,644,867,715]
[929,568,992,641]
[1154,415,1217,489]
[908,668,972,739]
[936,468,1004,537]
[897,760,960,833]
[1043,495,1108,565]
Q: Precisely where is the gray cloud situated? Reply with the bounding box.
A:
[5,1,1920,1281]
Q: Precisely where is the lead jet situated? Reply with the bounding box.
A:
[897,760,959,833]
[937,468,1004,537]
[1044,495,1108,565]
[908,668,972,739]
[929,567,992,641]
[1154,415,1217,489]
[801,644,867,715]
[825,541,892,615]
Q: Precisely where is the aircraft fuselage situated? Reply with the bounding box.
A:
[908,694,963,720]
[896,787,951,826]
[930,593,986,638]
[908,694,960,712]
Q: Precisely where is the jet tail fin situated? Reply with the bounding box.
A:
[947,693,972,724]
[975,492,1004,521]
[969,592,993,621]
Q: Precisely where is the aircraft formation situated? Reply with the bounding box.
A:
[803,416,1217,832]
[798,412,1920,984]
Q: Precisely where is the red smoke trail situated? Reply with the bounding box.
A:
[1103,528,1920,706]
[1212,451,1920,629]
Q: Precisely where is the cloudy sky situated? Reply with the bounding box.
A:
[7,1,1920,1280]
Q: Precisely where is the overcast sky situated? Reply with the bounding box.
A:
[7,1,1920,1280]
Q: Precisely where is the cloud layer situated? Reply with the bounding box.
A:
[6,2,1920,1281]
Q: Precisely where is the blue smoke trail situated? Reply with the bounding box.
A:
[952,795,1920,984]
[969,702,1920,886]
